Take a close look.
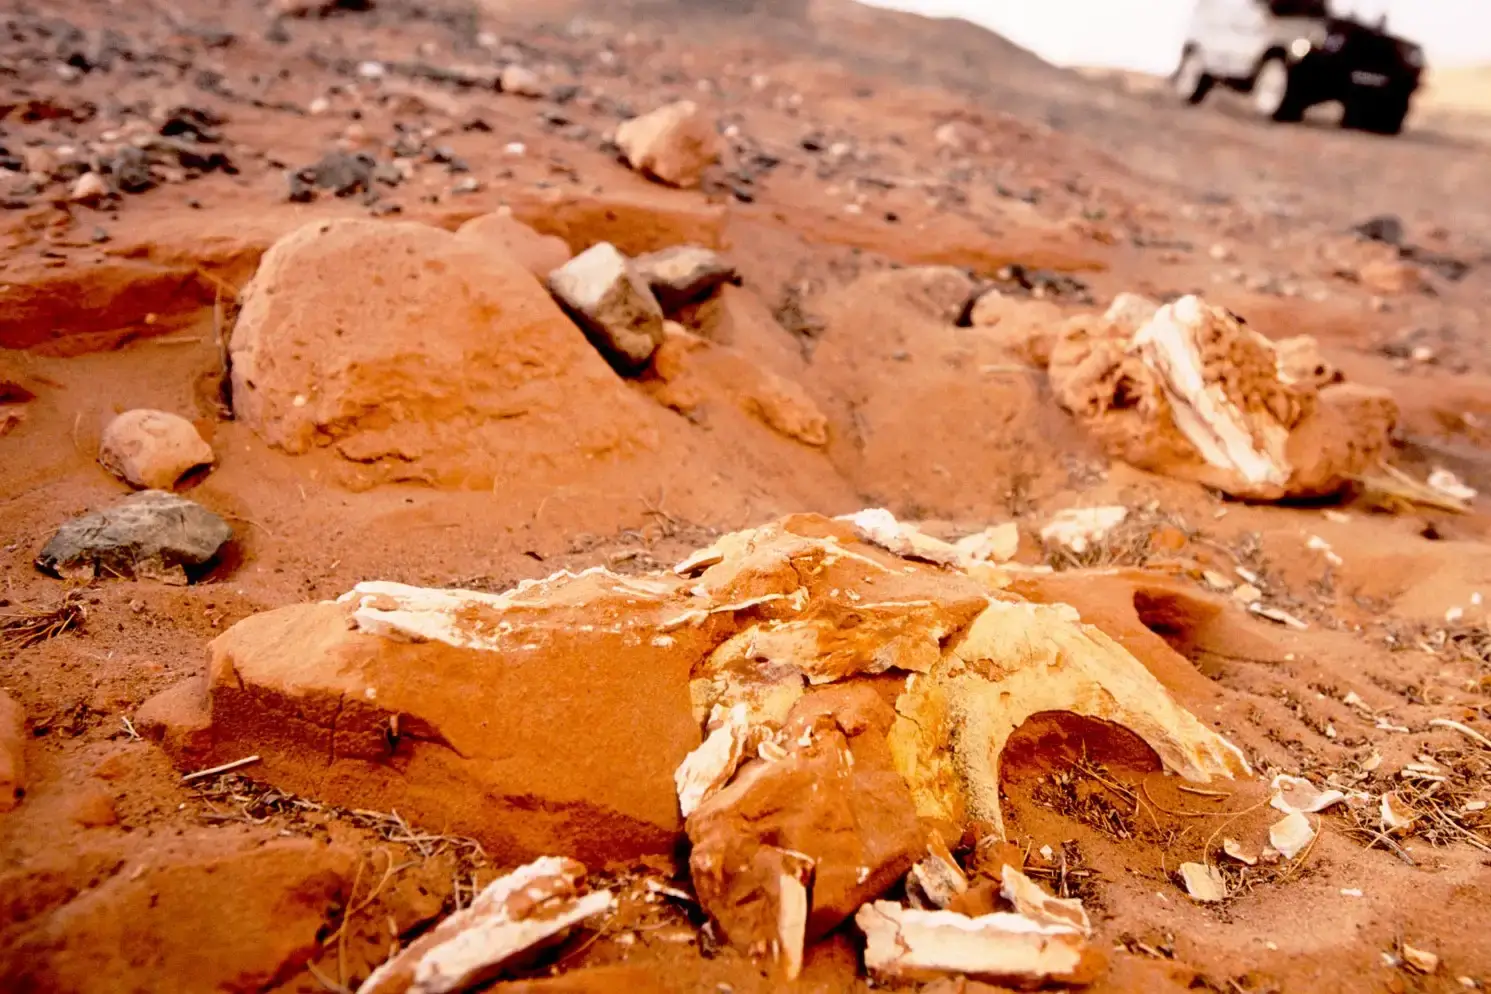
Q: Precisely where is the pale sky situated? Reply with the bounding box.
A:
[857,0,1491,74]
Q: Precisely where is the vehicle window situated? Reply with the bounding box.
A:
[1266,0,1329,15]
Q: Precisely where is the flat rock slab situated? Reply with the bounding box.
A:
[35,490,232,584]
[140,570,727,866]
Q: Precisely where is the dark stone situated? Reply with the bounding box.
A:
[289,152,376,200]
[109,146,154,193]
[158,105,223,143]
[1353,214,1403,246]
[36,491,233,584]
[632,246,740,311]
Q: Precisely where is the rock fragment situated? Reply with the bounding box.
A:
[674,702,750,818]
[359,857,613,994]
[1000,865,1091,935]
[631,245,739,310]
[548,243,666,373]
[35,491,232,584]
[1268,811,1315,859]
[906,838,969,910]
[614,100,721,189]
[686,692,925,953]
[1269,774,1346,814]
[70,171,110,204]
[499,64,547,98]
[98,409,214,490]
[1401,943,1440,975]
[0,690,25,812]
[1380,791,1417,831]
[1178,862,1226,902]
[855,901,1092,985]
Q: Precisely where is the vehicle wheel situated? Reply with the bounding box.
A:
[1345,96,1408,136]
[1252,56,1303,122]
[1173,48,1213,105]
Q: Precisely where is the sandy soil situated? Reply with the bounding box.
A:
[2,1,1490,991]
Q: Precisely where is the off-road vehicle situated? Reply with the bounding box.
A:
[1173,0,1425,134]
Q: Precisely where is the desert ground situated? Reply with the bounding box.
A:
[3,1,1490,992]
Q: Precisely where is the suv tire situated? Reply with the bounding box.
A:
[1344,94,1408,136]
[1173,47,1214,105]
[1252,55,1304,122]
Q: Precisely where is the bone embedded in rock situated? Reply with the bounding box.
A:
[1103,291,1160,332]
[339,571,675,650]
[675,702,751,817]
[888,599,1251,837]
[1131,296,1292,490]
[359,856,614,994]
[999,864,1091,935]
[855,901,1088,985]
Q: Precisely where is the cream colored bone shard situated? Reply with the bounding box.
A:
[675,703,751,818]
[888,599,1250,837]
[1000,865,1091,935]
[855,901,1086,984]
[359,856,613,994]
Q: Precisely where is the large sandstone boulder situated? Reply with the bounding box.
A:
[139,569,732,867]
[229,219,658,488]
[1048,294,1397,500]
[614,101,721,189]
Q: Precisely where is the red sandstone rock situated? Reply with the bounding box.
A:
[228,218,658,488]
[140,570,724,867]
[686,688,925,963]
[97,409,214,490]
[0,836,352,993]
[456,212,572,279]
[615,101,721,189]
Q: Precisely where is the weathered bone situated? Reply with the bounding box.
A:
[856,901,1088,985]
[358,857,613,994]
[888,599,1250,837]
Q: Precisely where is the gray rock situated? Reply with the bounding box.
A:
[631,245,739,311]
[110,146,155,193]
[36,491,233,584]
[547,243,665,374]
